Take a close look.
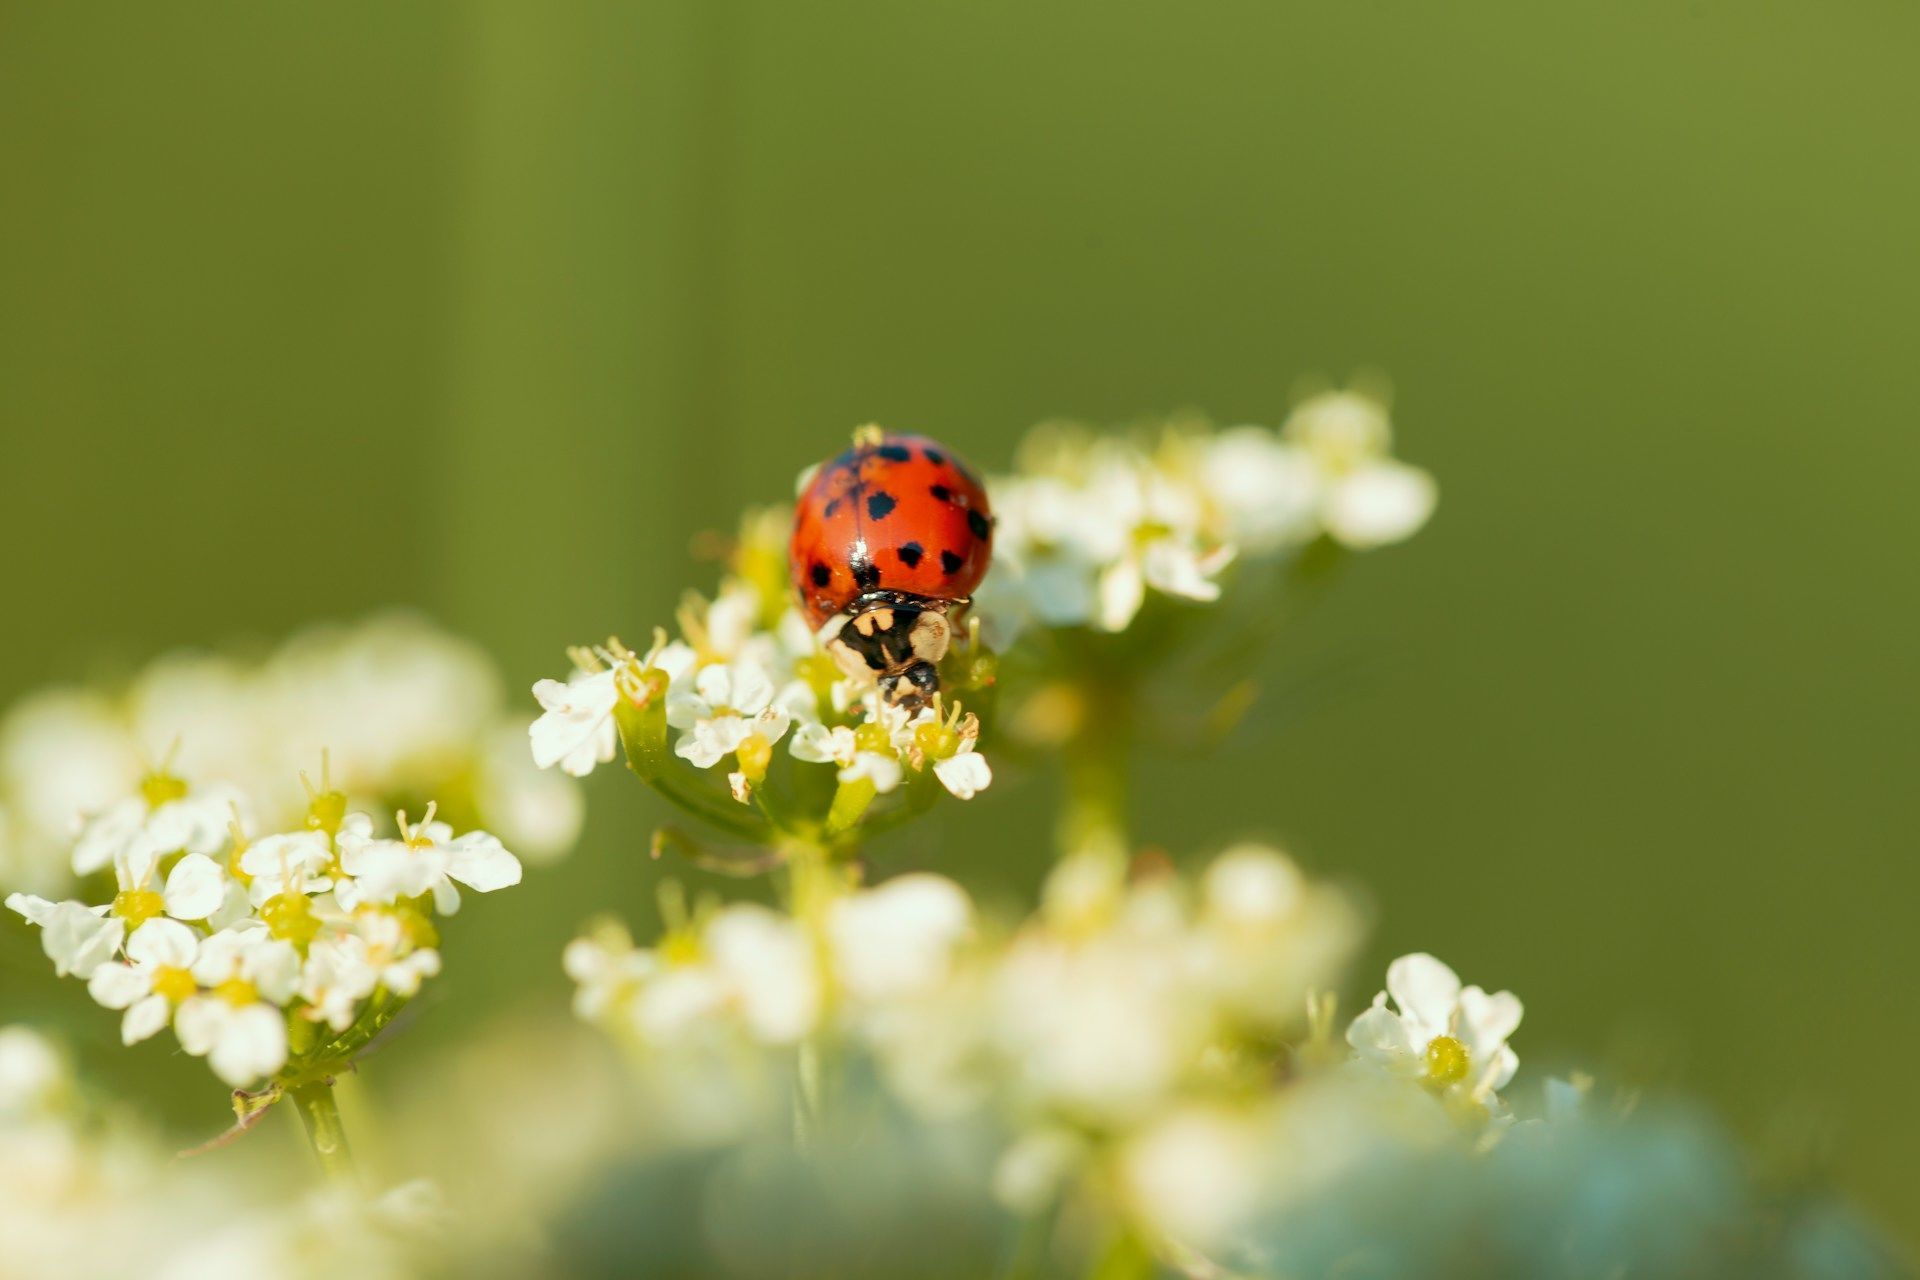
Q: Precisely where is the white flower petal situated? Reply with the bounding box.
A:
[933,751,992,800]
[1323,461,1437,549]
[1385,952,1461,1037]
[87,961,150,1011]
[126,917,198,969]
[40,902,124,978]
[1345,999,1417,1070]
[163,852,226,920]
[444,831,522,893]
[121,994,173,1045]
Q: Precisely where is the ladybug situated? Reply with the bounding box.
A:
[791,427,993,709]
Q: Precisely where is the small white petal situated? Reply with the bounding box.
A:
[163,852,226,920]
[121,994,173,1045]
[444,831,522,893]
[1345,999,1417,1070]
[208,1004,288,1086]
[41,903,124,978]
[87,961,150,1011]
[1095,561,1146,633]
[1323,461,1437,549]
[126,917,198,969]
[1386,952,1462,1036]
[933,751,992,800]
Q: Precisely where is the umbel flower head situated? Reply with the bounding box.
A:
[528,511,1000,859]
[6,761,523,1090]
[0,612,584,901]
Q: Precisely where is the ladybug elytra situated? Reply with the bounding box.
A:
[790,427,993,709]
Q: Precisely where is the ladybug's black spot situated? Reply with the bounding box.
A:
[876,443,912,463]
[809,562,832,588]
[940,550,964,575]
[896,542,924,569]
[929,484,953,504]
[850,546,881,592]
[923,447,946,466]
[966,508,991,541]
[823,496,844,518]
[866,491,897,521]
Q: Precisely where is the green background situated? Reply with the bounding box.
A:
[3,0,1915,1247]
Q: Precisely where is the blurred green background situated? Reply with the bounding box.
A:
[3,0,1915,1248]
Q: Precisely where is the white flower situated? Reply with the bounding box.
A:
[239,829,337,906]
[0,1027,68,1119]
[828,875,972,1003]
[929,729,990,802]
[1201,427,1322,553]
[529,668,621,778]
[71,783,243,879]
[298,922,439,1033]
[84,918,202,1045]
[1122,1106,1267,1249]
[666,663,794,769]
[1320,459,1437,549]
[703,906,820,1044]
[174,998,288,1087]
[298,935,381,1032]
[1282,390,1437,549]
[336,810,521,915]
[176,928,301,1086]
[1346,952,1522,1110]
[4,894,122,978]
[355,910,442,997]
[1095,534,1235,632]
[788,723,903,794]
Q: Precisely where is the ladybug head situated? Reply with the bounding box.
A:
[821,592,953,712]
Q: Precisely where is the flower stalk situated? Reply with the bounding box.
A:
[288,1078,356,1183]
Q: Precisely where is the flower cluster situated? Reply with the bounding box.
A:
[529,514,995,845]
[0,613,580,898]
[976,389,1435,638]
[564,845,1532,1265]
[0,1024,440,1280]
[6,769,521,1087]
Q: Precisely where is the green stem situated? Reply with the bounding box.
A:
[289,1078,357,1183]
[1059,691,1132,859]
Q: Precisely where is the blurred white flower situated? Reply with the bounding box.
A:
[827,874,972,1003]
[71,781,242,880]
[0,1027,67,1119]
[1282,390,1437,549]
[1346,951,1522,1112]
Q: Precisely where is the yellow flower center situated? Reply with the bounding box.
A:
[151,965,197,1004]
[306,789,348,836]
[1423,1035,1471,1088]
[914,721,960,761]
[261,892,320,948]
[660,930,702,967]
[140,771,189,810]
[214,977,259,1008]
[111,889,167,929]
[734,732,773,782]
[852,722,891,755]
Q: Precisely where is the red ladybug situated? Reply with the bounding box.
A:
[791,428,993,709]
